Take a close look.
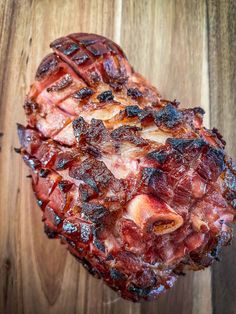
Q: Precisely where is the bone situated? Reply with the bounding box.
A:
[190,214,209,233]
[126,194,183,235]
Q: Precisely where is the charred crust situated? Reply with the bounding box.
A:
[147,150,168,164]
[66,238,76,248]
[193,107,205,115]
[111,125,147,146]
[110,268,127,280]
[14,147,21,154]
[154,104,183,128]
[58,180,73,192]
[44,224,57,239]
[53,215,62,226]
[80,38,98,46]
[93,239,106,252]
[88,119,110,143]
[23,154,41,170]
[173,269,186,276]
[191,234,233,266]
[16,123,26,143]
[63,220,78,234]
[147,168,171,199]
[122,105,185,129]
[71,51,90,65]
[35,53,59,80]
[142,167,158,179]
[167,138,206,154]
[224,181,236,202]
[82,177,98,194]
[138,108,154,123]
[39,168,50,178]
[85,146,101,158]
[97,90,114,102]
[72,87,94,99]
[80,223,93,243]
[209,245,221,260]
[63,43,80,55]
[86,43,109,56]
[45,206,62,226]
[231,199,236,208]
[106,253,114,261]
[17,125,42,154]
[197,147,225,181]
[222,160,236,204]
[23,99,39,115]
[140,167,160,191]
[79,187,90,202]
[127,88,143,99]
[73,117,109,151]
[208,147,225,170]
[74,34,99,46]
[72,117,89,140]
[170,99,180,108]
[103,57,128,89]
[212,127,226,146]
[54,152,75,170]
[107,41,121,55]
[81,258,101,278]
[50,37,66,49]
[47,74,73,92]
[142,167,160,183]
[127,284,153,297]
[69,159,115,196]
[37,199,44,208]
[89,70,101,83]
[81,202,109,223]
[50,37,80,56]
[124,105,142,117]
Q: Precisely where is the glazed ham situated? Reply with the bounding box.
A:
[17,33,236,301]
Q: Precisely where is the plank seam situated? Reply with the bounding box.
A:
[114,0,122,44]
[206,0,211,128]
[205,2,214,314]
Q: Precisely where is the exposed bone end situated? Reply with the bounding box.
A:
[191,214,209,233]
[126,194,183,235]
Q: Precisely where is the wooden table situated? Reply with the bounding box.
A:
[0,1,235,313]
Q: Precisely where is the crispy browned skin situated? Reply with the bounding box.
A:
[17,33,236,301]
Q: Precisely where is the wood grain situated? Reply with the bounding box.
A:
[0,1,235,314]
[121,2,211,314]
[207,1,236,314]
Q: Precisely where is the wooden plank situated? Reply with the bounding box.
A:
[0,1,135,314]
[0,2,32,313]
[0,0,235,313]
[207,1,236,314]
[0,0,14,129]
[120,1,211,313]
[120,0,210,112]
